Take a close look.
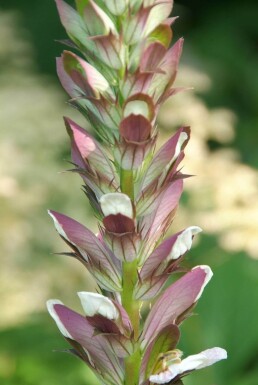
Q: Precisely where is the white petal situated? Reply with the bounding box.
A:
[78,292,119,320]
[192,265,213,301]
[149,368,178,384]
[164,131,189,174]
[176,347,227,373]
[174,354,204,374]
[169,226,202,260]
[48,210,88,261]
[48,210,69,241]
[124,100,149,119]
[195,347,227,369]
[46,299,73,339]
[151,347,227,384]
[172,132,188,162]
[99,193,133,218]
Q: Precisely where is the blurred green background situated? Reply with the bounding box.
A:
[0,0,258,384]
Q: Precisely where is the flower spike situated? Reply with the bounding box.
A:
[47,1,228,384]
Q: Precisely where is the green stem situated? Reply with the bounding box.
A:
[120,168,134,200]
[124,348,142,385]
[121,260,139,338]
[122,260,141,385]
[120,168,141,385]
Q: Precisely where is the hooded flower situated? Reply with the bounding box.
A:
[98,192,141,262]
[78,292,119,319]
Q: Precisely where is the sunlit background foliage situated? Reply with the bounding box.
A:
[0,0,258,384]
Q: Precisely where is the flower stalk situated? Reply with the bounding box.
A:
[121,165,140,385]
[120,168,134,200]
[46,1,227,384]
[121,259,139,338]
[124,348,142,385]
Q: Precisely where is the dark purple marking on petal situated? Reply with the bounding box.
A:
[103,214,135,234]
[120,115,152,143]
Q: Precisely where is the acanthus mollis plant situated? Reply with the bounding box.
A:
[47,1,227,385]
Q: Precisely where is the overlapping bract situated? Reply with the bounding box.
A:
[48,1,227,384]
